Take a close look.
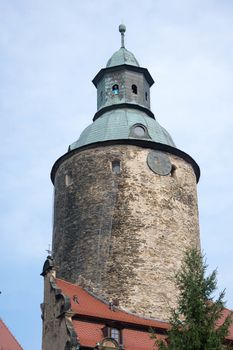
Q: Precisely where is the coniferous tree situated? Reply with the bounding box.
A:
[154,249,233,350]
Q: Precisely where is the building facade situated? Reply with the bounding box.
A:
[41,25,208,350]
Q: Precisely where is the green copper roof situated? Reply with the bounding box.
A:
[106,25,140,68]
[106,47,140,68]
[69,109,175,151]
[51,24,200,183]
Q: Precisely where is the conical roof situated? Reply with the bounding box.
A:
[106,47,140,68]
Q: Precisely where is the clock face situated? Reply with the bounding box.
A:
[147,150,172,176]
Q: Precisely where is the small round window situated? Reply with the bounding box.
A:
[129,123,150,139]
[133,125,146,137]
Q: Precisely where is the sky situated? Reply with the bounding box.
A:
[0,1,233,349]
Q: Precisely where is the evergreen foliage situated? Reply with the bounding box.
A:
[153,249,233,350]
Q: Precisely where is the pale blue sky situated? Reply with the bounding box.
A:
[0,1,233,349]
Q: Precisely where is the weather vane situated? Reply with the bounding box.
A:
[46,244,52,256]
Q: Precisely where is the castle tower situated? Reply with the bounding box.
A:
[51,25,200,322]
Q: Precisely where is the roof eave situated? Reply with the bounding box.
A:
[92,64,154,87]
[50,139,200,184]
[72,313,169,334]
[92,103,155,121]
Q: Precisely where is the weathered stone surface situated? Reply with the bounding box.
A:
[42,270,72,350]
[97,70,150,110]
[52,145,200,321]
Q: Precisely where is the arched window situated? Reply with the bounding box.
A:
[133,125,146,137]
[112,84,119,95]
[132,84,137,94]
[129,123,150,139]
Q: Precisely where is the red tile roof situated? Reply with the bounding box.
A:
[56,278,169,330]
[72,320,105,347]
[56,278,233,349]
[0,319,23,350]
[123,328,162,350]
[72,320,165,350]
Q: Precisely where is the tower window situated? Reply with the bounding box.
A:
[145,92,148,100]
[129,123,150,139]
[171,164,177,178]
[112,84,119,95]
[132,84,137,94]
[133,125,146,137]
[112,160,121,174]
[65,174,73,187]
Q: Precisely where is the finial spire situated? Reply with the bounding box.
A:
[119,24,126,48]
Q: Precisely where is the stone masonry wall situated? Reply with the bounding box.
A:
[42,271,70,350]
[52,145,200,321]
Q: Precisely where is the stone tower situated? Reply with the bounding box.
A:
[51,25,200,322]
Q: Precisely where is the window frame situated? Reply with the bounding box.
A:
[102,326,123,346]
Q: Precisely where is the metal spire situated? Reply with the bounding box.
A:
[119,24,126,48]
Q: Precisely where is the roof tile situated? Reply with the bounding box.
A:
[56,278,169,330]
[0,319,23,350]
[56,278,233,349]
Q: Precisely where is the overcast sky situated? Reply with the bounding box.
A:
[0,1,233,349]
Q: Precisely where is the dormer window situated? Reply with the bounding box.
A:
[112,84,119,95]
[129,123,151,139]
[110,328,120,343]
[132,84,137,94]
[133,125,146,137]
[102,326,122,345]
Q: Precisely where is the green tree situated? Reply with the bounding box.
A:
[154,249,233,350]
